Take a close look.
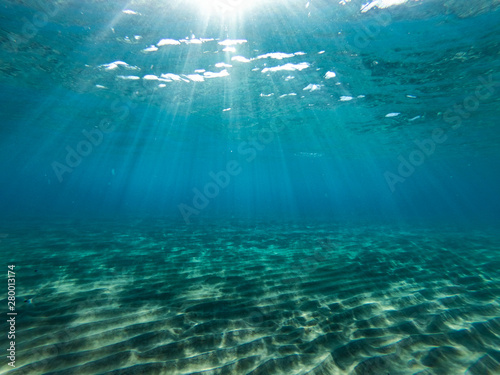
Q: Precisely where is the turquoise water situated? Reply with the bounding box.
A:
[1,0,500,374]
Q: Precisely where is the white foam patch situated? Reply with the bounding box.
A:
[261,62,309,73]
[117,75,140,80]
[385,112,401,117]
[143,75,159,80]
[143,45,158,52]
[325,71,337,79]
[160,73,183,81]
[122,10,139,15]
[185,74,205,82]
[181,38,202,44]
[204,69,230,78]
[99,61,139,71]
[231,56,251,63]
[257,52,295,60]
[215,62,233,68]
[361,0,408,13]
[304,84,322,92]
[339,96,353,101]
[256,52,306,60]
[157,39,181,46]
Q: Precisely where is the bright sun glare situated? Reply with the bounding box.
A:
[197,0,259,15]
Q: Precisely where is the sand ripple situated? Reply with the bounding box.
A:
[1,221,500,374]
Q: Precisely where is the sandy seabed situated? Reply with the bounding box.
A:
[1,220,500,375]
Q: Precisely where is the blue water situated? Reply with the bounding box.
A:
[1,0,499,225]
[1,1,500,374]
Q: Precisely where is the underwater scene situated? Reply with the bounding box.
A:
[1,0,500,374]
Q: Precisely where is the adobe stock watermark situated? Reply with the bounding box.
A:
[51,98,136,183]
[178,119,285,224]
[384,73,498,192]
[353,10,392,49]
[8,2,59,52]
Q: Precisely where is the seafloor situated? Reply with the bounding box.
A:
[2,219,500,375]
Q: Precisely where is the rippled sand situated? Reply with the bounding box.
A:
[2,220,500,375]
